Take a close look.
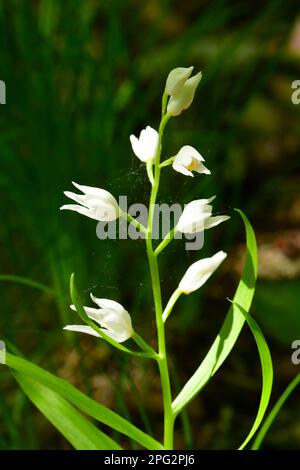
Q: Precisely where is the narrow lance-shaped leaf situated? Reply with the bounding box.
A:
[172,209,258,416]
[229,301,273,450]
[5,352,163,450]
[14,372,121,450]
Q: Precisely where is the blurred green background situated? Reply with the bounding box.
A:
[0,0,299,450]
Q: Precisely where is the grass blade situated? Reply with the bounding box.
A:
[0,274,54,295]
[252,373,300,450]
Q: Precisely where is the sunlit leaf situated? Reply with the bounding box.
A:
[172,209,258,416]
[230,301,273,450]
[6,353,163,450]
[14,372,121,450]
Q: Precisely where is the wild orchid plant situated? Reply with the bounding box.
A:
[3,67,275,450]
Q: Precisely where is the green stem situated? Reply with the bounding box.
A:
[132,332,158,359]
[161,91,168,117]
[155,228,176,256]
[120,210,147,235]
[146,111,174,449]
[159,156,175,168]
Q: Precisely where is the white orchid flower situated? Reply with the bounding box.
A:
[167,71,202,117]
[60,182,119,222]
[130,126,159,163]
[165,66,194,96]
[172,145,210,177]
[176,197,229,234]
[64,295,133,343]
[178,251,227,294]
[176,197,214,233]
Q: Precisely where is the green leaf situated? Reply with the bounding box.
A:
[6,352,163,450]
[252,373,300,450]
[14,372,121,450]
[172,209,258,416]
[230,301,273,450]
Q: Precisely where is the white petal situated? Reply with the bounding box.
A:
[183,197,216,209]
[177,199,214,233]
[60,204,100,221]
[63,191,90,208]
[165,66,194,95]
[204,215,230,230]
[179,251,227,294]
[130,126,159,162]
[167,72,202,116]
[194,161,211,175]
[177,145,205,162]
[93,201,119,222]
[90,295,124,313]
[84,307,104,323]
[141,127,159,161]
[63,325,100,337]
[102,314,133,341]
[72,182,114,200]
[63,324,129,343]
[177,216,211,234]
[172,160,194,177]
[99,328,129,343]
[101,310,132,336]
[144,126,159,146]
[69,304,101,322]
[129,134,142,160]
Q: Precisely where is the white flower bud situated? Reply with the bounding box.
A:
[130,126,159,163]
[179,251,227,294]
[167,72,202,116]
[165,66,194,96]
